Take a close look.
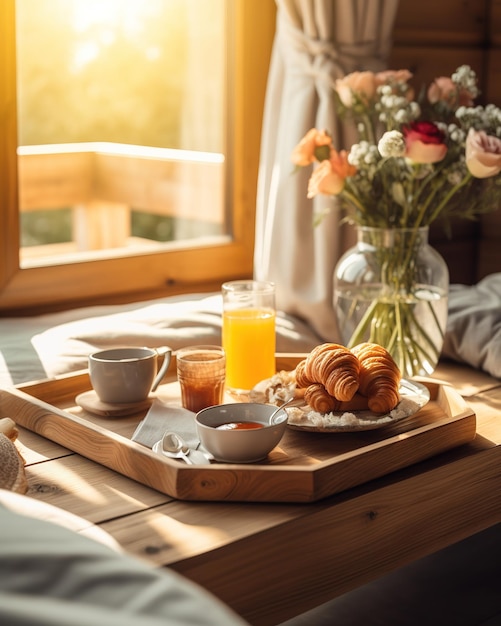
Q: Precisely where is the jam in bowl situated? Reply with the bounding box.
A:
[195,402,288,463]
[216,421,264,430]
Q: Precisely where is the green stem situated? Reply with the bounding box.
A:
[426,172,473,224]
[346,298,380,348]
[340,230,446,378]
[361,112,377,144]
[341,187,368,215]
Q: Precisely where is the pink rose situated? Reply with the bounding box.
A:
[307,150,356,198]
[427,76,475,108]
[403,121,447,164]
[291,128,332,166]
[334,71,378,108]
[466,128,501,178]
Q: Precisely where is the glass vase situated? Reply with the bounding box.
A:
[333,226,449,378]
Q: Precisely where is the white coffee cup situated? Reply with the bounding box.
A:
[88,346,172,404]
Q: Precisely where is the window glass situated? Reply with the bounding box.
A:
[0,0,274,312]
[16,0,228,266]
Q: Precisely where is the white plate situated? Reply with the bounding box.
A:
[251,378,430,433]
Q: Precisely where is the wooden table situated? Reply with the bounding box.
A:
[10,357,501,626]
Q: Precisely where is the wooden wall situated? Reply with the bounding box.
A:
[389,0,501,284]
[390,1,490,95]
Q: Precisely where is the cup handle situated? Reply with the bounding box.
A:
[151,346,172,392]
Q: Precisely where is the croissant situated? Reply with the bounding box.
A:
[304,383,341,413]
[303,343,360,401]
[350,342,401,413]
[294,359,315,389]
[304,383,372,413]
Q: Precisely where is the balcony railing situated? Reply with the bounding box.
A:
[18,142,225,262]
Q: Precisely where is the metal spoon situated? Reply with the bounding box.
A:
[153,431,194,464]
[269,397,295,424]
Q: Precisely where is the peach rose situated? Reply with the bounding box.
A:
[375,69,413,85]
[330,149,357,179]
[307,160,343,197]
[403,121,447,164]
[427,76,475,108]
[376,70,414,102]
[291,128,332,166]
[334,71,378,108]
[307,150,355,198]
[466,128,501,178]
[375,69,414,100]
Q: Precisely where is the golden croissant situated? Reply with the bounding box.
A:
[304,383,370,413]
[294,359,314,389]
[303,343,360,402]
[304,383,341,413]
[350,342,401,413]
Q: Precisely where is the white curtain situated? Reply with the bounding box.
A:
[254,0,400,341]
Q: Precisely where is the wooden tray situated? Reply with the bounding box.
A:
[1,354,476,503]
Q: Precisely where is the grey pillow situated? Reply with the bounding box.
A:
[442,273,501,379]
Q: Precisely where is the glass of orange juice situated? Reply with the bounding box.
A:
[222,280,276,393]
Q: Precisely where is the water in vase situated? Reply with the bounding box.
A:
[335,283,448,378]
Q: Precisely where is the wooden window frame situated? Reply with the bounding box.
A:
[0,0,275,314]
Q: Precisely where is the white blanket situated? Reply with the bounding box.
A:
[0,293,322,386]
[0,490,248,626]
[2,278,501,387]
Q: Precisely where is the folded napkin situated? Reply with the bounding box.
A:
[131,400,200,450]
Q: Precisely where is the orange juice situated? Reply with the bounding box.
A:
[222,307,276,391]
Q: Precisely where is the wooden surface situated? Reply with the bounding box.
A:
[3,356,501,625]
[0,356,476,503]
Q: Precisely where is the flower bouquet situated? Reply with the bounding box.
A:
[292,65,501,376]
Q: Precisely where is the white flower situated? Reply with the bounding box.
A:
[409,102,421,118]
[452,65,480,98]
[348,141,370,167]
[364,147,379,164]
[380,94,400,109]
[378,131,406,158]
[394,109,409,124]
[447,124,465,143]
[292,63,501,232]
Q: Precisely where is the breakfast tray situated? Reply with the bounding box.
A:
[1,354,476,503]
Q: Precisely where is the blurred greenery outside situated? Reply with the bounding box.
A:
[16,0,225,248]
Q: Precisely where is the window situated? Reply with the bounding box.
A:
[0,0,275,313]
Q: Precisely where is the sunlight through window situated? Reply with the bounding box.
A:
[16,0,228,264]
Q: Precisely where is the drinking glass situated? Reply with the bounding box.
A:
[222,280,276,393]
[176,345,226,413]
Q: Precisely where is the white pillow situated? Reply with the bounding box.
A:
[0,293,321,385]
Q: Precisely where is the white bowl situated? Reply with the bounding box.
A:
[195,403,288,463]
